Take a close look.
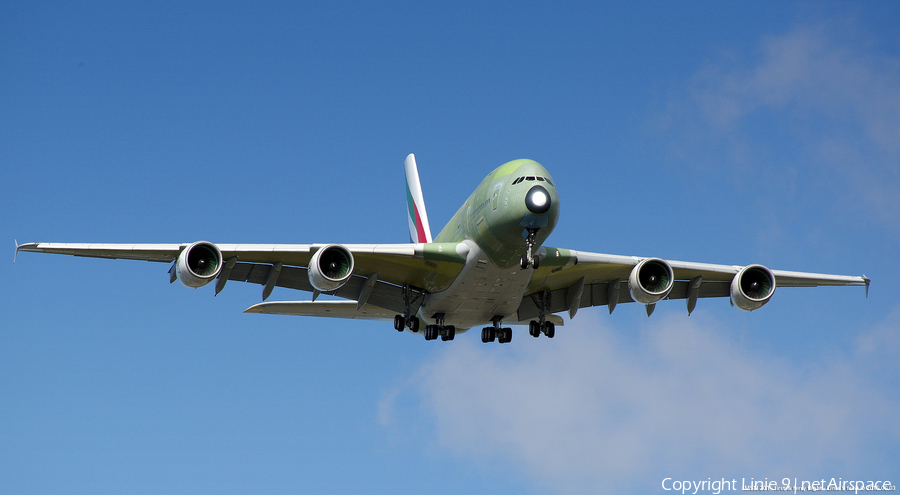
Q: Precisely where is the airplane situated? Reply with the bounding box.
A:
[16,154,870,344]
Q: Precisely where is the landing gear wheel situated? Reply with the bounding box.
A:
[529,321,540,338]
[394,315,404,331]
[520,254,529,270]
[409,317,419,333]
[497,328,512,344]
[481,327,496,343]
[542,321,555,338]
[531,255,539,269]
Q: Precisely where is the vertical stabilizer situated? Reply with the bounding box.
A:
[404,153,433,243]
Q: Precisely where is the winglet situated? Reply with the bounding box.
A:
[864,275,870,298]
[13,240,31,263]
[404,154,433,243]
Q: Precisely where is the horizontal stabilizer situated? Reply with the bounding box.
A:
[244,300,395,320]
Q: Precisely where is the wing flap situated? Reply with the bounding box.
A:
[227,262,415,315]
[517,280,732,320]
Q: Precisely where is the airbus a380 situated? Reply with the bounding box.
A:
[17,154,869,344]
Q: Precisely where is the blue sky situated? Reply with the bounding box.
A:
[2,2,898,494]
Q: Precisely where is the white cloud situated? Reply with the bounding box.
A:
[390,311,898,493]
[856,304,900,358]
[665,22,900,232]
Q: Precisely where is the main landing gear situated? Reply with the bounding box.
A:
[520,228,540,269]
[526,290,554,338]
[396,313,455,341]
[481,317,512,344]
[424,313,455,341]
[393,284,424,334]
[393,314,419,333]
[528,320,555,338]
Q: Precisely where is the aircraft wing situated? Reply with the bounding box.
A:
[15,241,469,315]
[518,247,870,319]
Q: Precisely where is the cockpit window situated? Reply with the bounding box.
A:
[513,175,554,186]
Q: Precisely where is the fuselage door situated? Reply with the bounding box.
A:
[491,184,501,210]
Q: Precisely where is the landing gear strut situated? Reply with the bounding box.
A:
[481,316,512,344]
[520,228,541,269]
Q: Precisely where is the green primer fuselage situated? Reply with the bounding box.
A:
[433,159,560,268]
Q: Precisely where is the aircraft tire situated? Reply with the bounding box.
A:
[394,315,404,331]
[543,322,555,338]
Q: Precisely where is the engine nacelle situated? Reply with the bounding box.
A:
[176,241,223,288]
[628,258,674,304]
[731,264,776,311]
[308,244,355,292]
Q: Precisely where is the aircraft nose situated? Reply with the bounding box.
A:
[525,185,551,214]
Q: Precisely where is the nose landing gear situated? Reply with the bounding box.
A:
[520,228,540,269]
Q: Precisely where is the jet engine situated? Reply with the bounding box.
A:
[628,258,674,304]
[730,264,776,311]
[176,241,223,288]
[308,244,355,292]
